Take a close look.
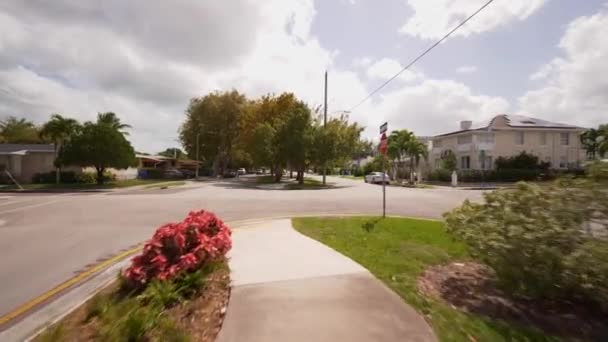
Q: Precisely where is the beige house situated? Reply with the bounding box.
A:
[0,144,57,183]
[430,115,586,171]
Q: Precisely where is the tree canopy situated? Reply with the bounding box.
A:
[179,91,363,182]
[0,116,43,143]
[60,116,136,184]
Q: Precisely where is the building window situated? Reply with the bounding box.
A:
[460,156,470,169]
[480,156,493,170]
[540,132,547,145]
[560,132,569,145]
[433,139,442,148]
[457,134,472,144]
[559,156,567,168]
[515,131,524,145]
[476,133,495,144]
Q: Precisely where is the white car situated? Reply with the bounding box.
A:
[237,168,246,175]
[365,172,390,184]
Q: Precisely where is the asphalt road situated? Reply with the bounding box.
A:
[0,176,483,319]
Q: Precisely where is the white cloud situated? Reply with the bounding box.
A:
[0,0,519,152]
[352,79,509,139]
[519,7,608,128]
[366,58,422,82]
[400,0,548,40]
[456,65,478,74]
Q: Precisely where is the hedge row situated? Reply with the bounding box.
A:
[426,168,571,183]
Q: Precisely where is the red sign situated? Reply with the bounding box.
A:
[379,133,388,155]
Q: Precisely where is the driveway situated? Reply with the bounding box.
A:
[0,176,483,322]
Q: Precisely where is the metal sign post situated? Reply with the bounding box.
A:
[379,122,388,218]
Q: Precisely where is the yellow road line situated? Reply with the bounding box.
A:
[0,245,142,326]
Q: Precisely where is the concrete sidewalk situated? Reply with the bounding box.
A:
[217,219,436,342]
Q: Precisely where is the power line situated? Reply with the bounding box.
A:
[348,0,496,112]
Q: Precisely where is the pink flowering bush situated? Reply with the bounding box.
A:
[123,210,231,287]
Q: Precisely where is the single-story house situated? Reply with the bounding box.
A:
[0,144,57,183]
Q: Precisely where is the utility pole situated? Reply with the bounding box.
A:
[323,70,328,185]
[195,133,200,180]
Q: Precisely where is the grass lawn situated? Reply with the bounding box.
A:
[292,216,556,342]
[255,175,276,184]
[1,179,184,191]
[285,177,332,190]
[143,180,186,189]
[340,175,364,180]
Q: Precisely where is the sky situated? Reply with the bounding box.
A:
[0,0,607,152]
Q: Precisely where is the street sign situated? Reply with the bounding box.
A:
[379,122,388,134]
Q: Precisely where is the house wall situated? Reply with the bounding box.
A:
[20,152,56,182]
[431,129,586,171]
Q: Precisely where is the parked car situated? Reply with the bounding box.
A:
[179,169,195,178]
[223,170,237,178]
[364,172,390,184]
[164,169,184,179]
[237,168,246,175]
[255,169,264,174]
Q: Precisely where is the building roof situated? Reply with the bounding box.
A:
[0,144,55,154]
[435,114,583,137]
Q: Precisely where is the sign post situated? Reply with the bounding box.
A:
[379,122,388,218]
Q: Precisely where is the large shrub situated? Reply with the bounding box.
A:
[32,171,78,184]
[123,210,232,287]
[444,179,608,303]
[495,151,550,170]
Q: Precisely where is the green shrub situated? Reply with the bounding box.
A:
[563,240,608,310]
[495,151,550,170]
[32,171,78,184]
[427,169,451,182]
[444,179,608,303]
[76,172,96,184]
[586,161,608,181]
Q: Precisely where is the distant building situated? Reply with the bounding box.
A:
[0,144,57,183]
[430,114,586,171]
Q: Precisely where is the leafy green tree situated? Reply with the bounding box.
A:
[60,122,136,184]
[598,124,608,158]
[180,90,247,176]
[158,148,184,159]
[278,102,313,184]
[440,149,457,171]
[581,128,601,160]
[97,112,131,135]
[0,116,42,143]
[39,114,81,184]
[310,114,363,184]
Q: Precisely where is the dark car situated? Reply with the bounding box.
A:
[163,169,184,179]
[179,169,195,178]
[222,170,237,178]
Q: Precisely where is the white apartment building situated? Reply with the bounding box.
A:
[430,114,587,171]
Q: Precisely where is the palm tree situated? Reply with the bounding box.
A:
[40,114,81,184]
[406,139,429,184]
[581,128,601,160]
[0,116,42,143]
[387,130,414,181]
[97,112,131,135]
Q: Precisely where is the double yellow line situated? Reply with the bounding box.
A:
[0,245,142,326]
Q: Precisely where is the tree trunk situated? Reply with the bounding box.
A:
[96,167,105,185]
[274,166,282,182]
[297,169,304,184]
[290,169,294,179]
[54,144,60,185]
